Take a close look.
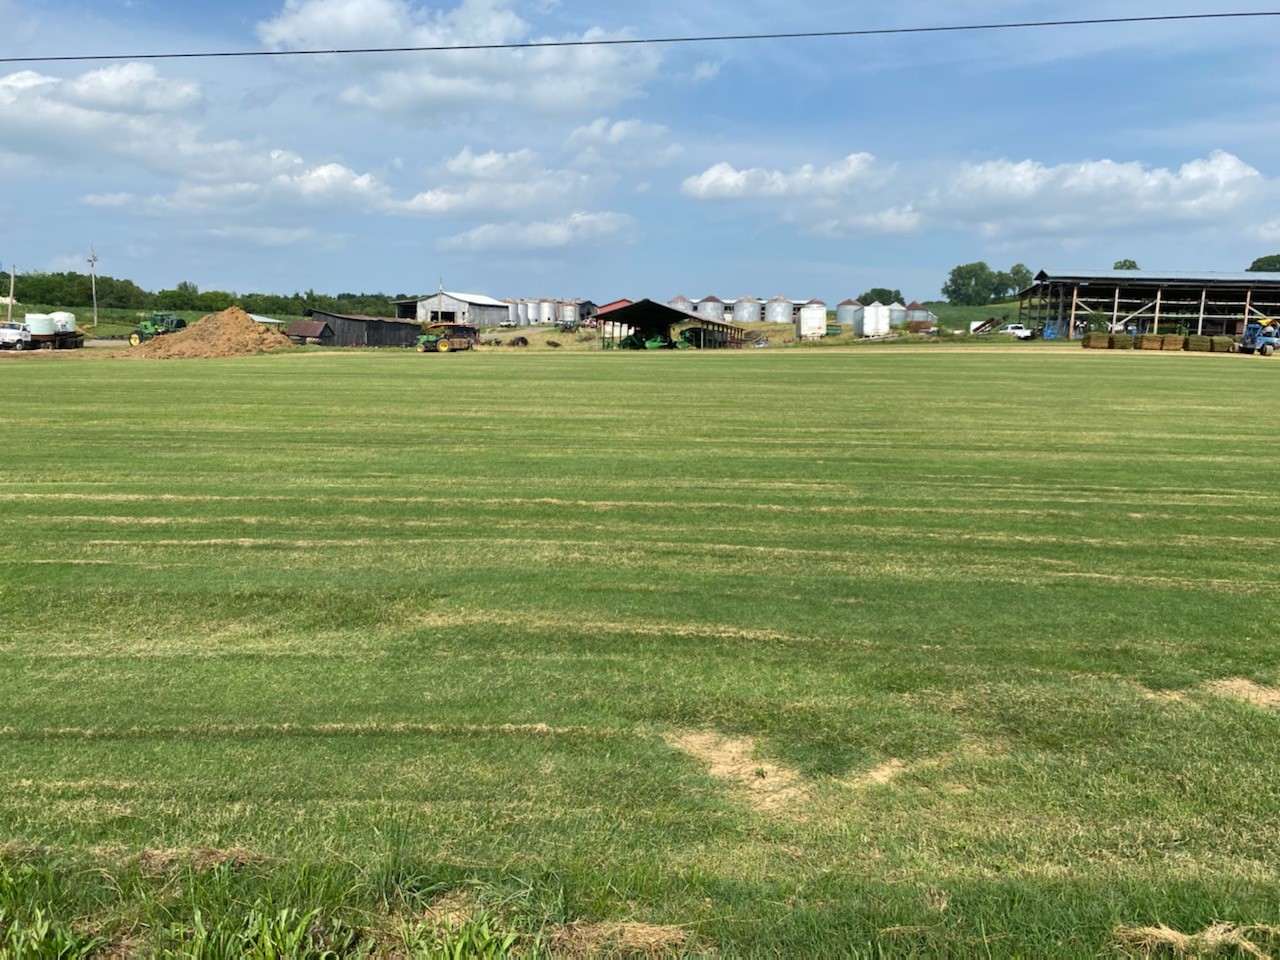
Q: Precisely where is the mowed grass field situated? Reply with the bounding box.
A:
[3,347,1280,957]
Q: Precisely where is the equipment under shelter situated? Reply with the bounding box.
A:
[1019,269,1280,340]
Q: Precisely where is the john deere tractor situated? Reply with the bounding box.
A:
[415,323,477,353]
[128,312,187,346]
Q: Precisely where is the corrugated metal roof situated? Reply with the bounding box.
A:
[1036,269,1280,285]
[394,291,509,307]
[287,320,331,338]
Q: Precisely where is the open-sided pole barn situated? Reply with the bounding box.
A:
[1019,270,1280,339]
[597,299,748,349]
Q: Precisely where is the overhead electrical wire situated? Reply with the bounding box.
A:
[1,11,1277,64]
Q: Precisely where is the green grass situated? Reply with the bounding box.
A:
[3,347,1280,956]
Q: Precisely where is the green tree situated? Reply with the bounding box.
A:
[1247,254,1280,272]
[857,287,902,305]
[941,262,998,306]
[1009,263,1033,292]
[1113,259,1139,270]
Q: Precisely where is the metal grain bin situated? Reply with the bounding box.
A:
[836,299,863,335]
[888,301,907,328]
[732,297,762,324]
[696,296,726,321]
[765,296,792,324]
[667,295,694,314]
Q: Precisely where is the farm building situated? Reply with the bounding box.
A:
[597,299,633,314]
[305,310,420,348]
[395,291,512,327]
[598,299,747,349]
[286,319,334,345]
[1019,269,1280,339]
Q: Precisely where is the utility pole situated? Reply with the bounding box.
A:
[87,246,99,327]
[6,264,14,325]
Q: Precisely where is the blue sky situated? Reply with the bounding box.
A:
[3,0,1279,303]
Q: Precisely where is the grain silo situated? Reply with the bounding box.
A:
[516,302,530,326]
[836,299,863,335]
[558,300,578,325]
[668,295,694,314]
[904,301,936,331]
[732,296,762,324]
[888,301,907,328]
[765,296,792,324]
[538,300,554,324]
[696,295,725,321]
[797,300,827,340]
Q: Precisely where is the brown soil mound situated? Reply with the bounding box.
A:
[126,307,296,359]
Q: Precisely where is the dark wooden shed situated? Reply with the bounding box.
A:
[307,310,420,348]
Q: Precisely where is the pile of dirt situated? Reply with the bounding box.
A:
[125,307,296,359]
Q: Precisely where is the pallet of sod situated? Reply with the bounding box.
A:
[1161,334,1186,351]
[1082,331,1111,349]
[1185,335,1212,352]
[1110,333,1135,349]
[1138,334,1163,350]
[1212,336,1237,352]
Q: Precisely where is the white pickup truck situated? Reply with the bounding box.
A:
[0,322,32,350]
[997,323,1034,340]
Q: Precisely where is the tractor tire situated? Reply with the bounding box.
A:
[436,339,451,353]
[129,332,143,346]
[415,341,427,353]
[1264,344,1275,357]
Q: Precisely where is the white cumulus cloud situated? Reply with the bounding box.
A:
[441,210,634,251]
[256,0,662,121]
[682,153,880,199]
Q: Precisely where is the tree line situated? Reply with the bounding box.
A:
[940,255,1280,305]
[7,271,405,317]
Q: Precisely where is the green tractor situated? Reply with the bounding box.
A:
[128,311,187,347]
[415,322,478,353]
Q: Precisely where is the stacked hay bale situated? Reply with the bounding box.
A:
[1211,336,1237,353]
[1185,334,1212,352]
[1110,333,1135,350]
[1160,334,1186,351]
[1082,331,1111,349]
[1138,334,1163,350]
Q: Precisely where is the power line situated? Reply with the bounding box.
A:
[1,11,1277,64]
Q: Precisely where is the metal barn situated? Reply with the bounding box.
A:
[1019,269,1280,339]
[395,291,511,328]
[308,310,420,347]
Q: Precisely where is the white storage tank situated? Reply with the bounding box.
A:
[732,297,762,324]
[765,296,792,324]
[558,301,578,324]
[507,303,519,326]
[667,295,694,314]
[538,300,554,324]
[836,300,863,335]
[50,311,78,332]
[25,314,56,344]
[696,296,725,321]
[797,300,827,340]
[888,301,907,328]
[516,302,530,326]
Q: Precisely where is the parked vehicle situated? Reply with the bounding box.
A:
[0,321,32,350]
[415,323,478,353]
[997,323,1034,340]
[1240,319,1279,356]
[128,311,187,346]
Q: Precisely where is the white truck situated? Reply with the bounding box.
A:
[0,321,33,350]
[997,323,1033,340]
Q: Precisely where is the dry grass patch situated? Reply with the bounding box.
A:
[846,758,906,788]
[1204,678,1280,711]
[548,920,695,957]
[125,845,267,875]
[1115,921,1280,958]
[664,730,807,814]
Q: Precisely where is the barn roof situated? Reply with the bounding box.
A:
[287,320,332,338]
[1034,269,1280,287]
